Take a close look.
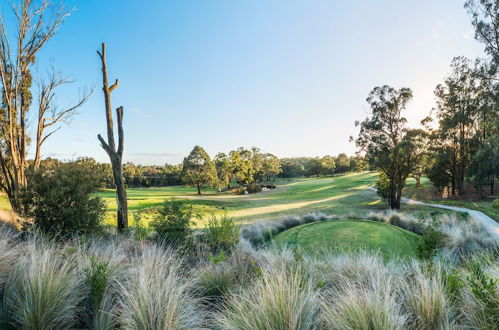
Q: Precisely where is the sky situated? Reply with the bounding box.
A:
[1,0,486,165]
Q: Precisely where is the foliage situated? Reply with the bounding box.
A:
[83,257,110,317]
[465,257,499,328]
[355,85,427,209]
[205,213,239,253]
[181,145,217,194]
[149,200,194,248]
[19,161,106,237]
[131,212,151,241]
[417,223,444,260]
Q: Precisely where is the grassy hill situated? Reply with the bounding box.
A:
[274,219,420,259]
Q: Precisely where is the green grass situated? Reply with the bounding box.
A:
[100,172,443,226]
[274,219,420,259]
[0,172,454,227]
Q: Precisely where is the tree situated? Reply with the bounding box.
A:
[230,147,253,184]
[465,0,499,68]
[355,85,423,209]
[262,153,281,181]
[335,153,350,173]
[251,147,265,183]
[34,70,91,169]
[0,0,80,212]
[471,135,499,195]
[181,145,217,194]
[214,152,233,190]
[430,57,481,195]
[320,156,336,176]
[96,43,128,231]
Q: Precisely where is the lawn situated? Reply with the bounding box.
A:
[98,172,445,226]
[274,219,420,259]
[0,172,455,227]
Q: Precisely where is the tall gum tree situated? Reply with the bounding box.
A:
[0,0,88,212]
[354,85,426,209]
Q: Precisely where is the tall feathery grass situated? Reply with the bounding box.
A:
[400,262,453,329]
[118,245,203,329]
[2,239,84,329]
[216,263,320,330]
[0,210,496,329]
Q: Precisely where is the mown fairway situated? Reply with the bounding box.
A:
[274,220,420,259]
[0,172,454,227]
[97,172,444,226]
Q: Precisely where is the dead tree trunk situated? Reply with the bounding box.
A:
[97,43,128,232]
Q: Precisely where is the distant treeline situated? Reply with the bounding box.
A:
[34,151,366,189]
[279,154,368,178]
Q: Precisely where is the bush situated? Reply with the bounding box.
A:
[205,213,239,253]
[492,198,499,210]
[20,162,106,237]
[417,224,444,260]
[149,201,194,248]
[83,257,110,318]
[462,257,499,329]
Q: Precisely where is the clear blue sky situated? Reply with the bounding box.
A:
[2,0,484,165]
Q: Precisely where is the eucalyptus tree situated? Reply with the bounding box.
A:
[181,145,217,195]
[355,85,426,209]
[0,0,88,212]
[214,152,233,190]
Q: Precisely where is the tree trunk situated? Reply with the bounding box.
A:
[415,175,421,188]
[113,159,128,231]
[97,43,128,232]
[197,183,201,195]
[491,176,495,196]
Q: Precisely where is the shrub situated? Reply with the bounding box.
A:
[19,162,106,237]
[492,198,499,210]
[205,213,239,253]
[216,265,320,330]
[2,241,84,329]
[149,200,194,248]
[118,245,203,329]
[417,224,444,260]
[131,212,151,241]
[84,257,110,317]
[461,257,499,329]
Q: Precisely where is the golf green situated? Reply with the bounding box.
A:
[274,219,420,259]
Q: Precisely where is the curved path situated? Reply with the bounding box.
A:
[366,187,499,239]
[400,196,499,239]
